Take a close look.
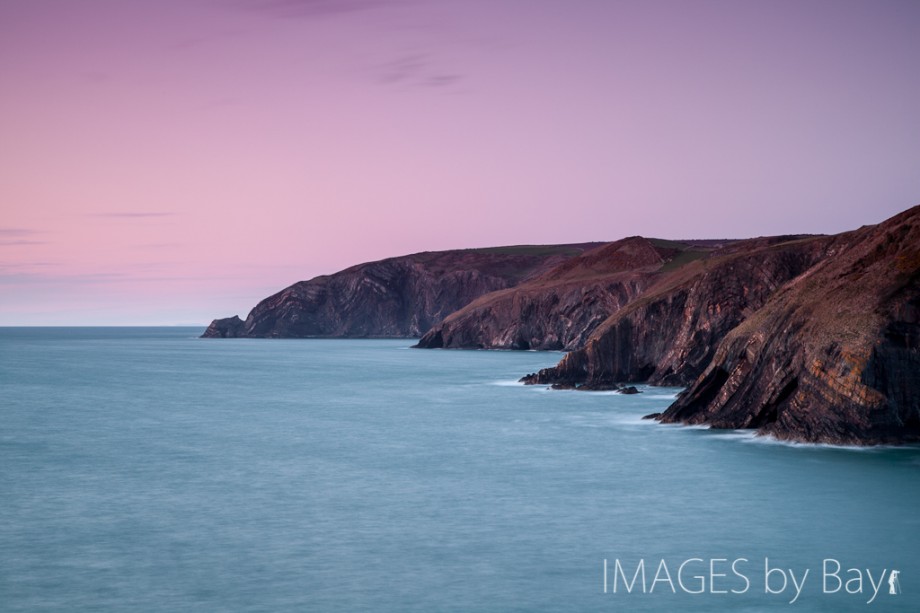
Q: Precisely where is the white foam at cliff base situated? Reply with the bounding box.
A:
[737,433,915,452]
[694,428,919,452]
[490,380,525,387]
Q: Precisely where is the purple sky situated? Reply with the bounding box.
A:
[2,0,919,325]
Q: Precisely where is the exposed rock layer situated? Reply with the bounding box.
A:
[203,205,920,444]
[524,206,920,445]
[523,236,832,386]
[657,207,920,444]
[202,244,602,338]
[414,237,682,350]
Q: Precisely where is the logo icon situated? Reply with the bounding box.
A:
[889,570,901,595]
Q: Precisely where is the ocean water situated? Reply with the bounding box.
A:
[1,328,918,612]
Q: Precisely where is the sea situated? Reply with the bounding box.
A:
[1,327,918,612]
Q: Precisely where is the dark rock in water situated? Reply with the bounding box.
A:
[522,371,576,386]
[550,382,577,390]
[642,413,662,420]
[201,243,602,339]
[577,381,619,391]
[618,386,641,394]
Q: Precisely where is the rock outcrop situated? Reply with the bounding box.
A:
[203,202,920,444]
[522,235,832,386]
[657,206,920,444]
[524,206,920,445]
[415,237,725,350]
[201,244,601,338]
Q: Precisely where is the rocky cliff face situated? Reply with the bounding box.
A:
[414,237,675,350]
[202,244,601,338]
[523,206,920,445]
[203,204,920,444]
[657,206,920,444]
[522,235,832,386]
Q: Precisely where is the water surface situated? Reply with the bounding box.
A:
[2,328,918,611]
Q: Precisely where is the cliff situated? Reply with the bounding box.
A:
[414,237,723,350]
[201,244,602,338]
[522,235,832,386]
[523,206,920,445]
[203,204,920,444]
[657,206,920,444]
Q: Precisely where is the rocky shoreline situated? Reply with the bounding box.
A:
[204,206,920,445]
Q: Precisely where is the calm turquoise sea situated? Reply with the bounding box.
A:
[1,328,918,612]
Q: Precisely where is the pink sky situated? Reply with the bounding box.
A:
[2,0,919,325]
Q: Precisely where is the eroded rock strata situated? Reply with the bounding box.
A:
[522,235,832,386]
[415,237,685,350]
[204,205,920,444]
[657,207,920,444]
[202,244,602,338]
[524,206,920,445]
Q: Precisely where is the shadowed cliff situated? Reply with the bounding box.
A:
[521,235,831,386]
[656,206,920,444]
[203,204,920,444]
[202,244,602,338]
[523,205,920,445]
[414,237,732,350]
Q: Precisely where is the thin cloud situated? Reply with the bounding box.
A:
[0,262,57,271]
[423,74,462,88]
[89,212,176,219]
[237,0,465,90]
[0,271,129,286]
[0,228,47,246]
[133,242,184,250]
[0,258,202,286]
[0,240,47,246]
[379,53,427,83]
[243,0,398,19]
[377,54,464,89]
[0,228,41,237]
[0,271,249,286]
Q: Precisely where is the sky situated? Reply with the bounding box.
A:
[2,0,919,325]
